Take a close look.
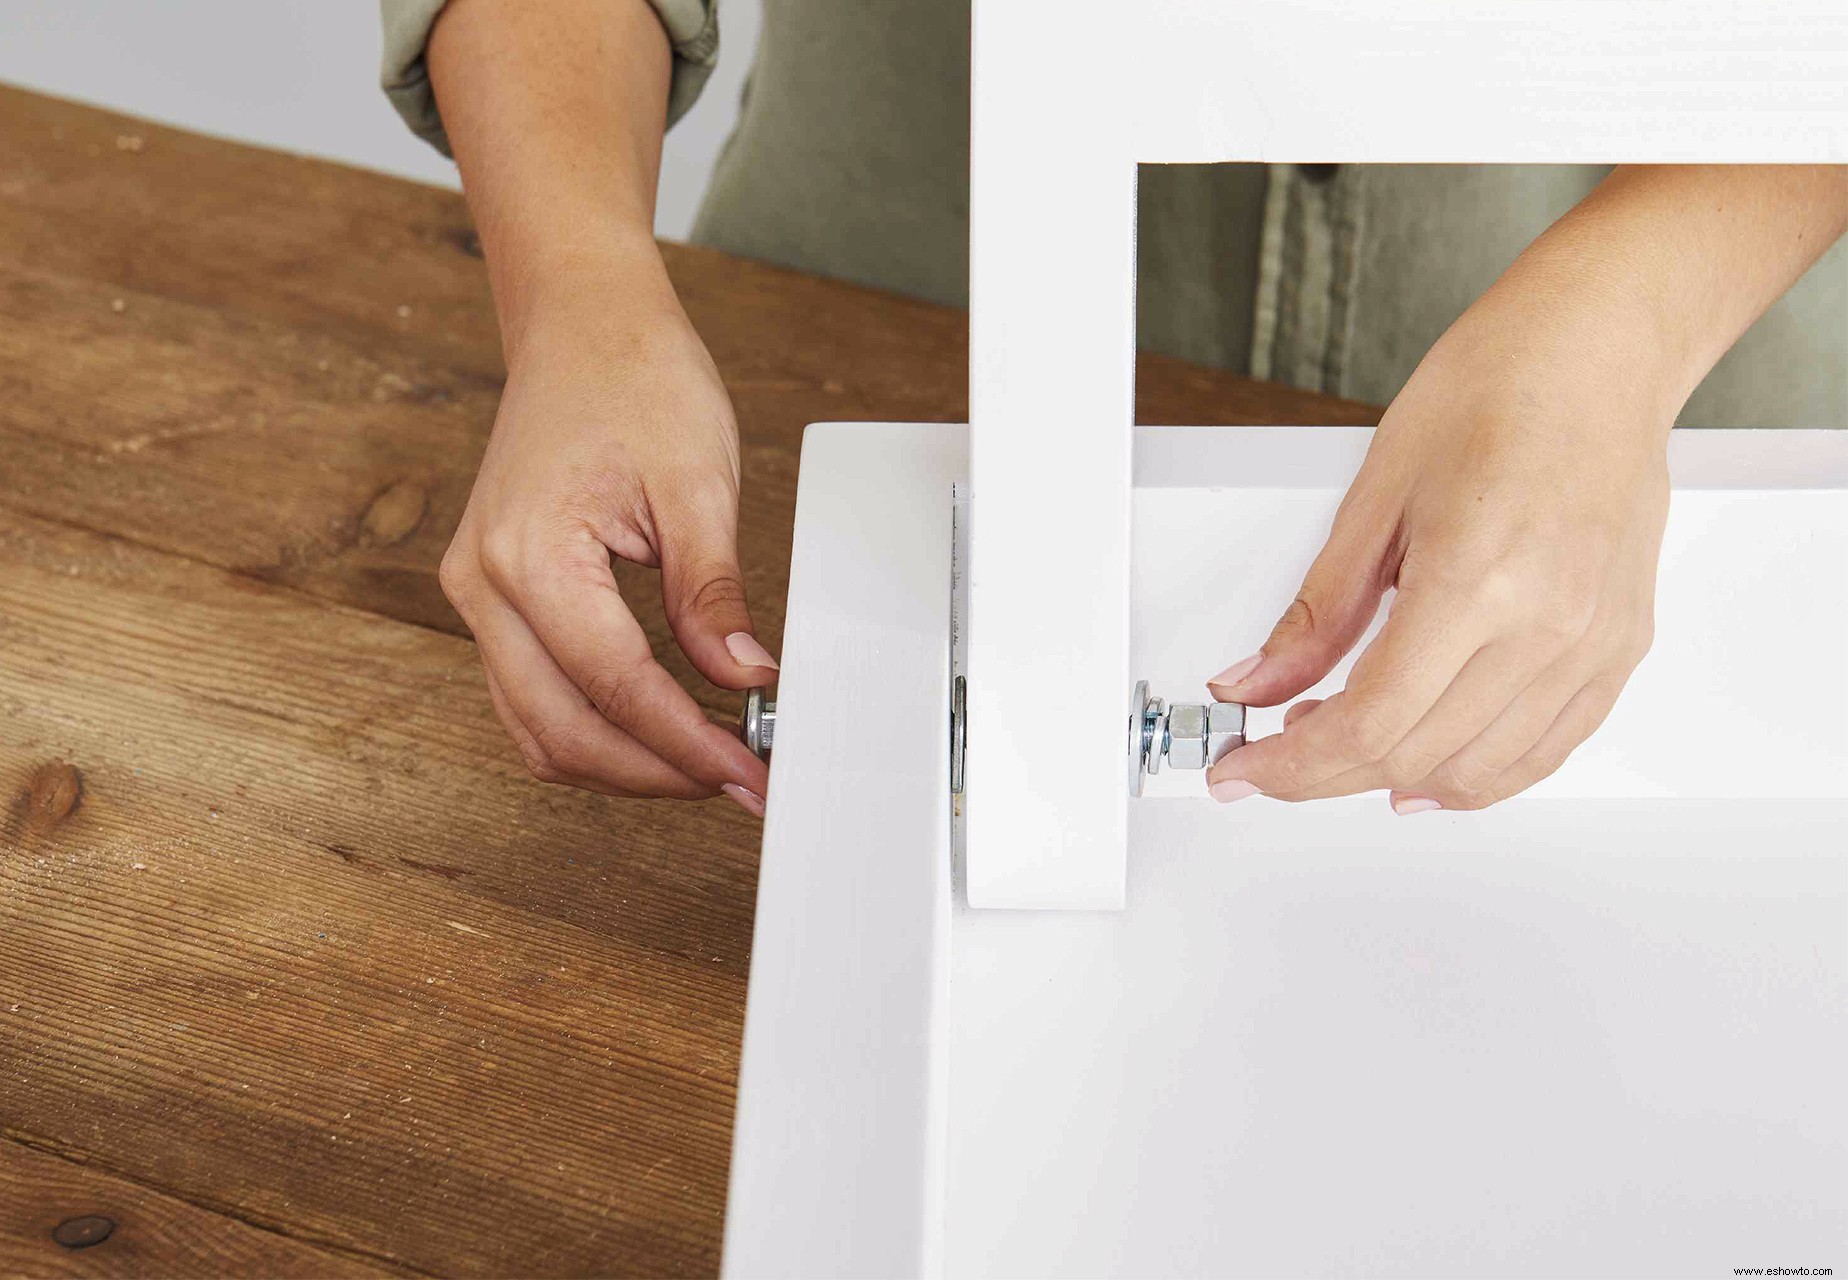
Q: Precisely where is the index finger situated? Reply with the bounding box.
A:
[1208,587,1483,798]
[492,535,770,794]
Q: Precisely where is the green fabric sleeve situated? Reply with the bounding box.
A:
[378,0,721,158]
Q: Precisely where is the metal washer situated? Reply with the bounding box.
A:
[1128,680,1151,797]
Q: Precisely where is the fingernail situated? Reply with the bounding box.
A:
[1208,653,1263,689]
[1209,778,1260,803]
[722,782,766,817]
[1391,794,1441,816]
[725,632,779,671]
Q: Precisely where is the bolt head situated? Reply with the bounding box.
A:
[741,686,774,759]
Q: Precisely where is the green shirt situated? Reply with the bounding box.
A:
[382,0,1846,425]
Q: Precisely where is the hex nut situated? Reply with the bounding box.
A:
[1206,701,1246,765]
[1165,702,1210,770]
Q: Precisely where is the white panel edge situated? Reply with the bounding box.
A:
[722,423,963,1279]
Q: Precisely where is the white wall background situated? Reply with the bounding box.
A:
[0,0,760,240]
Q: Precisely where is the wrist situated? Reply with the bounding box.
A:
[1480,165,1848,428]
[1516,234,1708,419]
[490,226,679,368]
[1457,246,1695,436]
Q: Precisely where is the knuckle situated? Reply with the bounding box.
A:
[1257,744,1314,792]
[1273,595,1318,639]
[475,525,528,594]
[478,515,611,601]
[1380,741,1443,789]
[1235,755,1293,797]
[1495,752,1569,804]
[1537,588,1600,646]
[682,571,747,619]
[582,665,643,727]
[1481,775,1530,806]
[1428,757,1499,798]
[1344,705,1400,763]
[1255,764,1298,796]
[1267,592,1338,659]
[1527,743,1573,782]
[515,739,567,785]
[676,466,741,513]
[525,720,603,784]
[525,757,567,786]
[438,543,481,611]
[1460,561,1598,645]
[1617,618,1656,670]
[1458,562,1529,618]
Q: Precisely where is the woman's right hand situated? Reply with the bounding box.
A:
[439,253,775,815]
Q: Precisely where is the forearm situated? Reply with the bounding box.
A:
[1464,165,1848,427]
[427,0,676,359]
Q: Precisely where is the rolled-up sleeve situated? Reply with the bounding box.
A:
[379,0,721,157]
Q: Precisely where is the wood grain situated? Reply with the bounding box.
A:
[0,86,1377,1277]
[0,507,752,1275]
[0,84,1378,641]
[0,1139,393,1278]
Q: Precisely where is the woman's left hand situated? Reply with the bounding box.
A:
[1208,165,1848,813]
[1207,164,1848,814]
[1203,262,1675,814]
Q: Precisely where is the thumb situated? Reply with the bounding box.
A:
[657,498,779,691]
[1208,509,1395,708]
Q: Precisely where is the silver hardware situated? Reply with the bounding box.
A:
[744,675,1235,800]
[1144,695,1166,776]
[743,680,970,796]
[741,686,775,758]
[950,486,969,800]
[1129,680,1246,797]
[1165,702,1210,770]
[951,675,967,795]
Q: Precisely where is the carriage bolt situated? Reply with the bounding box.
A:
[742,682,970,795]
[740,686,776,758]
[744,682,1241,801]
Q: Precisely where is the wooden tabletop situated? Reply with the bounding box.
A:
[0,86,1378,1278]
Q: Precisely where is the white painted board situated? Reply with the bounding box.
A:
[726,423,1848,1279]
[1132,428,1848,800]
[947,797,1846,1279]
[967,0,1848,908]
[723,424,958,1279]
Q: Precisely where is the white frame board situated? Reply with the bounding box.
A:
[966,0,1848,907]
[724,423,1848,1278]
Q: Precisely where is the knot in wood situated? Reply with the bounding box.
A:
[359,479,428,548]
[52,1214,116,1249]
[25,761,83,833]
